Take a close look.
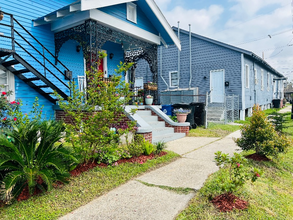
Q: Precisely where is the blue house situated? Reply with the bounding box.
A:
[136,27,286,121]
[0,0,180,119]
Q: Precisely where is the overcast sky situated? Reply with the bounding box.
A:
[154,0,293,81]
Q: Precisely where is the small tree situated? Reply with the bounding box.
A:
[56,52,136,162]
[235,105,291,157]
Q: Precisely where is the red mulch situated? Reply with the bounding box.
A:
[245,153,271,161]
[11,151,168,202]
[211,193,248,212]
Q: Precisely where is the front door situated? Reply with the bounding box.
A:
[210,69,225,103]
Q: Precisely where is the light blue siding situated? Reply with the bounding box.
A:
[1,0,75,118]
[99,3,158,35]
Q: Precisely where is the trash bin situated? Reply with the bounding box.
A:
[172,103,195,129]
[161,105,173,116]
[272,99,281,108]
[190,102,205,127]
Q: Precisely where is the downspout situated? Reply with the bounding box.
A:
[159,46,169,90]
[253,61,256,105]
[177,21,180,89]
[189,24,192,89]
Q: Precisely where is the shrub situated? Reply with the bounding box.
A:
[154,141,166,155]
[0,120,77,202]
[143,140,155,156]
[214,151,262,194]
[268,112,290,134]
[235,105,291,157]
[55,52,135,163]
[127,134,145,157]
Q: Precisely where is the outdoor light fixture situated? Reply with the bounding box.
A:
[0,10,4,21]
[76,45,81,52]
[109,53,114,59]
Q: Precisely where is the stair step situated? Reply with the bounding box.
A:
[12,68,29,75]
[136,110,152,116]
[152,133,185,144]
[147,121,166,128]
[23,77,39,82]
[2,59,20,67]
[141,115,158,122]
[36,85,50,88]
[152,127,174,137]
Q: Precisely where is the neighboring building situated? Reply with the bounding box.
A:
[137,27,286,120]
[0,0,180,118]
[284,82,293,103]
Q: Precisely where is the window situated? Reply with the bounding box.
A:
[169,71,179,87]
[127,3,137,23]
[261,69,264,90]
[245,64,249,88]
[267,72,270,90]
[254,68,258,84]
[0,69,15,101]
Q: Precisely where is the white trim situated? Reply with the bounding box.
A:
[169,70,179,88]
[0,68,15,101]
[102,50,108,78]
[241,54,245,119]
[267,72,270,91]
[126,2,137,24]
[261,69,264,91]
[145,0,181,50]
[81,0,137,11]
[89,9,160,45]
[70,3,81,12]
[245,64,249,88]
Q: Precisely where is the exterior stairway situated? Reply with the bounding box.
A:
[206,107,225,123]
[136,110,186,144]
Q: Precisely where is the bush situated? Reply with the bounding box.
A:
[214,151,261,194]
[235,105,291,157]
[143,140,155,156]
[0,120,77,202]
[56,53,136,163]
[154,141,166,155]
[127,134,145,157]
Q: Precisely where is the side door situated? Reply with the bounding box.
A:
[210,69,225,103]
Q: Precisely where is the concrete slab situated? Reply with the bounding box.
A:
[137,157,218,190]
[59,181,194,220]
[166,137,220,155]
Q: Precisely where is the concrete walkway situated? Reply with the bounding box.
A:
[278,105,292,114]
[60,131,241,220]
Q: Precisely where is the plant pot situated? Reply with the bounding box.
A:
[176,113,188,123]
[145,98,153,105]
[0,12,3,21]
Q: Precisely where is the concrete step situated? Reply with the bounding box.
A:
[147,121,166,128]
[136,110,152,116]
[140,115,158,122]
[152,127,175,137]
[152,132,185,144]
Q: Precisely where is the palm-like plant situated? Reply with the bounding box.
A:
[0,120,77,202]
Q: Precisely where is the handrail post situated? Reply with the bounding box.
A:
[10,14,15,52]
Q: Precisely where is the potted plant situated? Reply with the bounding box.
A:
[173,108,191,123]
[145,95,153,105]
[138,97,144,105]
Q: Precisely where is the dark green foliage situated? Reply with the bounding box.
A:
[127,134,145,157]
[154,141,166,155]
[268,112,290,134]
[235,105,291,157]
[0,120,78,202]
[214,151,262,194]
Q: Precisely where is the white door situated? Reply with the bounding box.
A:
[210,70,225,103]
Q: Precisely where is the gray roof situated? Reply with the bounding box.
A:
[173,27,285,78]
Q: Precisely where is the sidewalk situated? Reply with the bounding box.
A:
[60,130,241,220]
[278,105,292,114]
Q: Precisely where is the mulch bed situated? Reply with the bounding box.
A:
[211,193,248,212]
[70,151,167,177]
[245,153,271,161]
[12,151,168,202]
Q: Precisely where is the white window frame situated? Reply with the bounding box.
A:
[267,72,270,91]
[245,64,249,88]
[0,69,15,101]
[261,69,264,91]
[254,68,258,84]
[126,2,137,24]
[169,71,179,88]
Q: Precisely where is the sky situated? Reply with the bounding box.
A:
[154,0,293,81]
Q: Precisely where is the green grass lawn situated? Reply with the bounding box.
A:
[177,105,293,219]
[0,151,179,220]
[188,123,240,138]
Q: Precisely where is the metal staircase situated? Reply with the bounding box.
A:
[0,11,71,103]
